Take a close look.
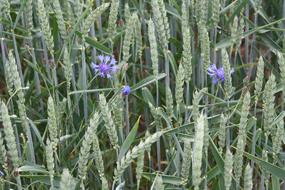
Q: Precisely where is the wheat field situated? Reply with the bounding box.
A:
[0,0,285,189]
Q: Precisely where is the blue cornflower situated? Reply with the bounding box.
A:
[91,55,118,78]
[0,170,4,177]
[207,64,225,85]
[122,85,131,96]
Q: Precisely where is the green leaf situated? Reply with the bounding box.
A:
[165,114,221,135]
[131,73,166,92]
[165,4,181,19]
[142,172,183,185]
[226,0,247,25]
[216,18,285,50]
[28,119,45,147]
[157,108,173,128]
[84,36,112,54]
[207,166,221,181]
[166,50,177,78]
[249,0,270,23]
[209,137,224,171]
[269,111,285,129]
[220,0,239,14]
[118,116,141,160]
[69,88,114,95]
[142,87,155,106]
[75,31,112,54]
[25,176,62,188]
[18,165,49,174]
[236,149,285,180]
[272,176,281,190]
[209,137,226,190]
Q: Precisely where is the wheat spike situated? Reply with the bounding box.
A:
[222,49,234,99]
[78,112,100,184]
[108,0,119,35]
[151,0,168,49]
[60,168,75,190]
[37,0,54,55]
[0,101,19,169]
[52,0,67,39]
[45,139,55,189]
[148,18,159,76]
[93,133,108,189]
[218,113,226,152]
[136,151,145,190]
[224,148,233,190]
[192,114,205,190]
[99,94,119,149]
[175,64,185,109]
[244,164,253,190]
[114,131,163,182]
[263,74,276,137]
[181,0,192,81]
[82,3,110,38]
[47,96,58,151]
[181,139,192,182]
[254,56,265,100]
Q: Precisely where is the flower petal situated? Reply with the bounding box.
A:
[98,55,104,62]
[110,57,117,65]
[122,85,131,95]
[104,55,111,63]
[111,65,118,73]
[212,77,219,85]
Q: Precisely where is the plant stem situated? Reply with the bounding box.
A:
[11,30,24,86]
[51,55,59,103]
[156,80,161,171]
[81,45,88,122]
[15,176,22,190]
[164,49,170,95]
[41,36,52,82]
[245,4,249,65]
[185,81,190,122]
[125,95,133,186]
[29,37,44,111]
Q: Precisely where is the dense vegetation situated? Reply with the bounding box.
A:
[0,0,285,189]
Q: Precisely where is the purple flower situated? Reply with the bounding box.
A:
[122,85,131,96]
[91,55,118,78]
[207,64,225,85]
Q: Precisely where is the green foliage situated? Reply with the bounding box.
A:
[0,0,285,189]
